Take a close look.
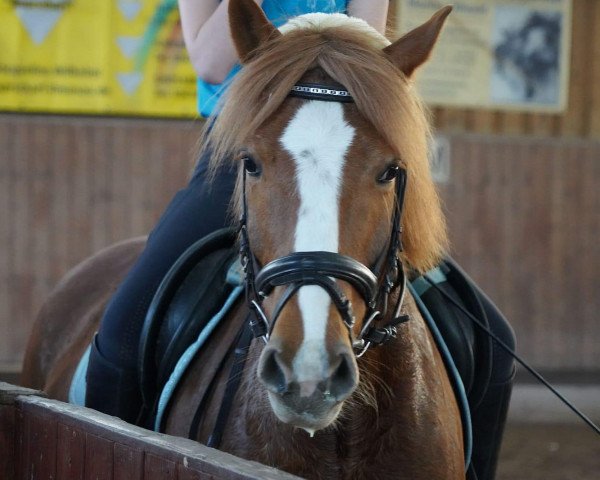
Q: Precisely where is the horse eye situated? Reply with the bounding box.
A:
[377,165,399,184]
[243,156,261,177]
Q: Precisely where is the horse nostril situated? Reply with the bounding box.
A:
[258,346,290,394]
[329,351,359,401]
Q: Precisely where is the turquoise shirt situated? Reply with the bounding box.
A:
[197,0,348,117]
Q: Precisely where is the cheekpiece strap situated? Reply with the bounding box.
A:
[290,83,354,103]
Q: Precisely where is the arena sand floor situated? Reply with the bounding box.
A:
[497,423,600,480]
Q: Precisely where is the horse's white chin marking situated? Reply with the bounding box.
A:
[280,100,355,380]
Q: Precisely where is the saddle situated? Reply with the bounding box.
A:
[138,226,496,430]
[410,259,494,411]
[138,227,239,425]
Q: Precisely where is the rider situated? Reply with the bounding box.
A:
[85,1,515,479]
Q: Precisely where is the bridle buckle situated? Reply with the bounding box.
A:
[249,300,270,344]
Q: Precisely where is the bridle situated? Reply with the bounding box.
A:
[239,82,410,358]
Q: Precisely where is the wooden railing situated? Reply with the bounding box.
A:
[0,382,299,480]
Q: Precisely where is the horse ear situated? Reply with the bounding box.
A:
[383,6,452,78]
[229,0,281,63]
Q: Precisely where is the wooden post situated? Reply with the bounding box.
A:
[0,382,45,480]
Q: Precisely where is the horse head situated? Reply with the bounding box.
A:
[206,0,451,435]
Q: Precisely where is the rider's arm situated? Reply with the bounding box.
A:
[178,0,389,85]
[178,0,265,84]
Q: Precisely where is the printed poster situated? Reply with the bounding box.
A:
[397,0,572,112]
[0,0,198,117]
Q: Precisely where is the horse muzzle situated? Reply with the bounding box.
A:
[258,340,359,432]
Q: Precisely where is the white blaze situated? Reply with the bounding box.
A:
[280,100,355,382]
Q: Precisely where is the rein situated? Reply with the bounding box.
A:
[239,82,409,357]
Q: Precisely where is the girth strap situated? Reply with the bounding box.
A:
[206,321,254,448]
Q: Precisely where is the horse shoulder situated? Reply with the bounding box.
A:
[388,294,465,479]
[330,294,463,479]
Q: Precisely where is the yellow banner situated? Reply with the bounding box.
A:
[0,0,197,117]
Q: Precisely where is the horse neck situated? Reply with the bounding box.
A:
[224,292,464,479]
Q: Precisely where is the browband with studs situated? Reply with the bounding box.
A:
[289,82,354,103]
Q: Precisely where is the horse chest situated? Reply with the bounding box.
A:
[222,392,452,480]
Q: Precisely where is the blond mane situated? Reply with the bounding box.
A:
[201,14,448,272]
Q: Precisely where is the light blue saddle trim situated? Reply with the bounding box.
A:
[154,259,244,431]
[226,257,244,286]
[408,280,473,470]
[411,266,447,297]
[68,344,91,406]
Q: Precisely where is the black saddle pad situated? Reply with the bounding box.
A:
[138,227,239,420]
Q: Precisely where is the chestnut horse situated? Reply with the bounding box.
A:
[22,1,464,478]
